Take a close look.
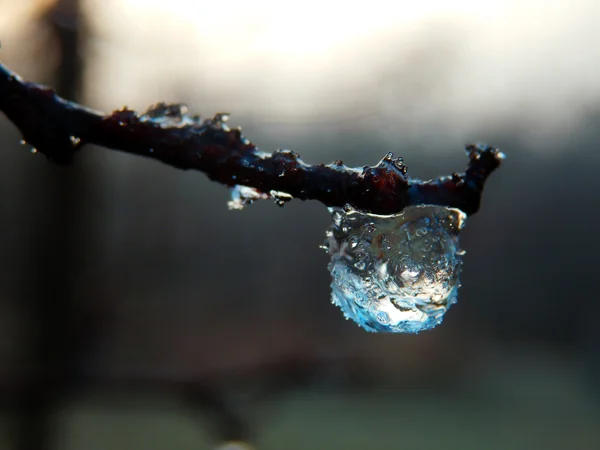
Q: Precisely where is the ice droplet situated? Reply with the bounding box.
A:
[324,205,466,333]
[269,190,293,207]
[139,102,202,128]
[227,186,294,209]
[227,185,268,210]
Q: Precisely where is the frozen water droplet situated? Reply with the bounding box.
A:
[19,139,26,145]
[69,136,81,146]
[269,190,293,207]
[30,148,37,154]
[326,205,466,333]
[227,185,268,210]
[139,102,202,128]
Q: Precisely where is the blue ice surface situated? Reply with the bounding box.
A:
[325,205,466,333]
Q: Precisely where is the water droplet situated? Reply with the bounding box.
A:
[30,148,37,154]
[69,136,81,146]
[269,190,293,207]
[19,139,26,145]
[326,205,466,333]
[227,185,268,210]
[139,102,202,128]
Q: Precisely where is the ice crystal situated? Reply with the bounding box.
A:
[139,103,201,127]
[228,186,294,209]
[227,185,269,210]
[325,205,466,333]
[138,102,232,131]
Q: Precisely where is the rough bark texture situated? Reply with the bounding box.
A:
[0,61,503,216]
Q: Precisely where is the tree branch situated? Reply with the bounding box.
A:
[0,61,504,215]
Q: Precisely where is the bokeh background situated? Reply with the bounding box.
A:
[1,0,600,449]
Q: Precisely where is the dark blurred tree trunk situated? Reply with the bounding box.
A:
[11,1,92,449]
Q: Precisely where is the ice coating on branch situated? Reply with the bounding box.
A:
[138,102,232,130]
[139,103,201,127]
[325,205,466,333]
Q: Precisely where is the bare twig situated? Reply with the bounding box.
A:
[0,60,504,216]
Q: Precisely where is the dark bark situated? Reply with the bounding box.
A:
[0,62,504,216]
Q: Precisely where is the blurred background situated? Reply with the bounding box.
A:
[1,0,600,449]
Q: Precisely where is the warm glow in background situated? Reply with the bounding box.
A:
[1,1,600,449]
[5,0,598,147]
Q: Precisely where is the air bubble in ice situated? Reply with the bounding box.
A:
[324,205,466,333]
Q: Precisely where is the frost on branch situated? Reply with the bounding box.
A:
[0,60,505,333]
